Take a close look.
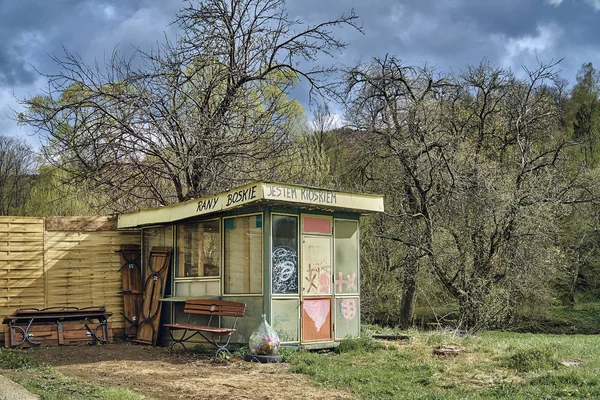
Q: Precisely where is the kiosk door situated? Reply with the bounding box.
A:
[301,235,333,342]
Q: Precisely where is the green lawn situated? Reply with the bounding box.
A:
[285,329,600,399]
[2,329,599,399]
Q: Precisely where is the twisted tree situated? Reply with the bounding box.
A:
[19,0,361,211]
[345,58,578,331]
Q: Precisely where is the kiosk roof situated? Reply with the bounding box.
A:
[117,182,384,228]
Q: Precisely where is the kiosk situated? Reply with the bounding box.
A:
[117,182,384,349]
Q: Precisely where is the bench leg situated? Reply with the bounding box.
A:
[167,328,187,353]
[214,344,232,362]
[167,328,206,353]
[197,332,233,362]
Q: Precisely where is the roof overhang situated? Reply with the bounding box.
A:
[117,182,384,229]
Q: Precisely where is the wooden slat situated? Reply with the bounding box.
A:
[44,227,139,330]
[184,300,246,317]
[163,323,235,336]
[0,217,140,333]
[45,216,117,232]
[0,217,44,224]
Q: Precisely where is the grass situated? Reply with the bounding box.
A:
[2,325,599,399]
[284,328,600,399]
[0,348,147,400]
[412,296,600,335]
[538,300,600,334]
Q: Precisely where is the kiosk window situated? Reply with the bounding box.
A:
[272,215,298,294]
[224,215,263,294]
[176,221,220,278]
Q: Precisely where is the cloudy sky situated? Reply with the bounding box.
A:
[1,0,600,147]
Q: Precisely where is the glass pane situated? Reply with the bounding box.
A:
[142,226,173,271]
[174,280,220,297]
[303,216,331,234]
[302,236,332,295]
[176,220,220,278]
[334,220,359,294]
[335,297,360,339]
[272,299,299,342]
[272,215,298,294]
[224,215,263,294]
[301,297,331,342]
[221,296,263,344]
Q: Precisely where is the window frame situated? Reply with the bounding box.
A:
[333,218,360,296]
[174,218,222,282]
[301,214,333,236]
[222,212,264,297]
[271,212,300,297]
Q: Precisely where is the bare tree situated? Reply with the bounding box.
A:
[344,56,451,329]
[345,58,576,331]
[19,0,361,211]
[0,136,37,215]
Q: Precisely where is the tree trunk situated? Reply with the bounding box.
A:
[458,294,482,332]
[399,253,419,329]
[569,260,580,307]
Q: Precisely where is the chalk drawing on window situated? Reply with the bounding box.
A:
[272,246,298,293]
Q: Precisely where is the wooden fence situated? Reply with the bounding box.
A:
[0,216,140,340]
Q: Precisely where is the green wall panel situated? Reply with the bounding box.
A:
[335,297,360,339]
[272,298,299,342]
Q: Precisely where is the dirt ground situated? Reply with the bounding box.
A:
[18,343,356,400]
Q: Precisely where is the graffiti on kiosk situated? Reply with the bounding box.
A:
[265,184,337,205]
[304,263,331,294]
[339,299,357,320]
[334,272,357,292]
[272,246,298,293]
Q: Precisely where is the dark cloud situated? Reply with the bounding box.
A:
[0,47,36,86]
[3,0,600,142]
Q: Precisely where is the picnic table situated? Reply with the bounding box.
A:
[2,306,113,348]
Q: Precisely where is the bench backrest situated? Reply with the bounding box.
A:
[184,299,246,318]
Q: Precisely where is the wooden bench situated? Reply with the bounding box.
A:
[163,299,246,361]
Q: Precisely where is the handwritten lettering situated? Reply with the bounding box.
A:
[225,185,257,207]
[300,189,337,204]
[196,197,219,213]
[266,185,337,205]
[266,184,297,200]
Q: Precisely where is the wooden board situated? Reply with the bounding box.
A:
[118,244,142,339]
[44,230,140,328]
[0,219,45,320]
[45,216,118,232]
[134,246,172,345]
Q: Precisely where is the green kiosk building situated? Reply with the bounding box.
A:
[117,182,384,348]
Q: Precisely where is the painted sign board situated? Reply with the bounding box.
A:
[118,182,384,228]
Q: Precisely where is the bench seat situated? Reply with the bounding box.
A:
[163,323,234,336]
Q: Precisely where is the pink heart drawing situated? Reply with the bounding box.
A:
[304,300,330,332]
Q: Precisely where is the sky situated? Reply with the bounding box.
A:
[1,0,600,147]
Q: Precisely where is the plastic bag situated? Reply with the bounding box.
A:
[248,314,280,355]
